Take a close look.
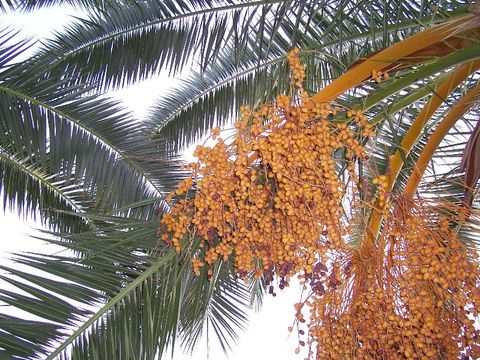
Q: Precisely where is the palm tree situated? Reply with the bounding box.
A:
[0,0,478,358]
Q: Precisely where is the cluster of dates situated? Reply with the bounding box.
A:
[159,50,480,359]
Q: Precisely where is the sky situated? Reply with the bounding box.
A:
[0,6,307,360]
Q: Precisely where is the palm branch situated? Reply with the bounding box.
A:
[150,0,470,151]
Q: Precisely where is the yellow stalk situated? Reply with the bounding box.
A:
[385,61,480,189]
[404,83,480,197]
[307,13,480,105]
[368,60,480,240]
[357,63,480,291]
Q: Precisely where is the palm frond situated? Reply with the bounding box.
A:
[30,0,298,91]
[0,28,185,229]
[0,0,120,12]
[177,259,251,354]
[0,212,257,359]
[0,314,61,360]
[0,151,93,231]
[1,1,478,359]
[149,1,470,152]
[151,47,290,152]
[0,28,31,68]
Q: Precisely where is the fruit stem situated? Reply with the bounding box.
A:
[404,82,480,197]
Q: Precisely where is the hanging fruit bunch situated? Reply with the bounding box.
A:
[307,197,480,359]
[159,48,372,283]
[159,46,480,359]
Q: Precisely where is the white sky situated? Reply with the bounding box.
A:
[0,6,307,360]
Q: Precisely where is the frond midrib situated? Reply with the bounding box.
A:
[40,0,289,70]
[45,251,176,359]
[0,151,86,216]
[0,83,162,195]
[156,56,285,132]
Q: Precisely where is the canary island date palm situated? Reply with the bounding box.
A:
[0,0,479,359]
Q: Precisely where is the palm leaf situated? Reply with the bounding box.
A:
[0,0,120,12]
[0,314,61,360]
[0,212,258,359]
[30,0,300,92]
[0,28,186,230]
[149,1,470,152]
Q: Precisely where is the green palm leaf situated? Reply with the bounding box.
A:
[0,314,61,359]
[31,0,298,91]
[0,213,257,359]
[150,1,469,152]
[0,0,119,12]
[0,28,185,229]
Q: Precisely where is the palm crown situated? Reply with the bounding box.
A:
[0,0,479,359]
